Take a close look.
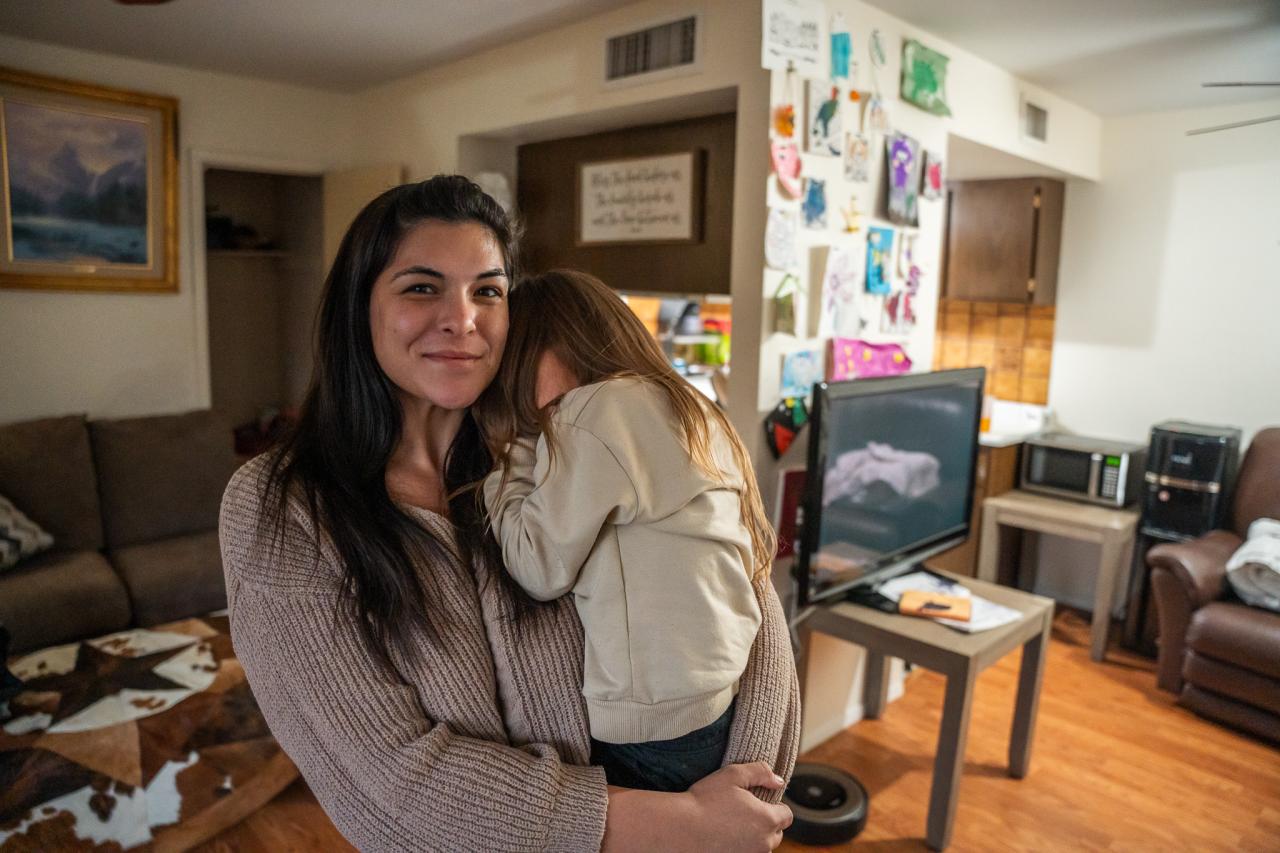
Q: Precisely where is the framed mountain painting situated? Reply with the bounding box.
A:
[0,67,178,292]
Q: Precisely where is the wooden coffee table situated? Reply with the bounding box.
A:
[800,573,1053,850]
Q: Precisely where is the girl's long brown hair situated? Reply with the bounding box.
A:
[475,269,776,583]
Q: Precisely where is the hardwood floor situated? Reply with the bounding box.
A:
[191,779,355,853]
[197,610,1278,852]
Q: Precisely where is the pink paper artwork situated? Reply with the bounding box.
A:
[770,140,803,199]
[829,337,912,380]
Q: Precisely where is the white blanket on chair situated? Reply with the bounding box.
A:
[1227,517,1280,613]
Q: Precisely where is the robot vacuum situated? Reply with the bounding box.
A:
[782,762,869,845]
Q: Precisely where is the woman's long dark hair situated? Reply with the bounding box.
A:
[262,175,526,670]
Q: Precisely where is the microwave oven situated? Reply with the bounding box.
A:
[1020,433,1147,508]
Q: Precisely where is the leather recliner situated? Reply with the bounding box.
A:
[1147,427,1280,743]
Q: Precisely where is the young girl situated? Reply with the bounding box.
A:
[477,269,778,794]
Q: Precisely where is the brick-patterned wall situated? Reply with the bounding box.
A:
[934,300,1054,405]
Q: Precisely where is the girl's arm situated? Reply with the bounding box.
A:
[482,427,637,600]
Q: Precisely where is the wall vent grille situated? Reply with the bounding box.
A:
[606,16,697,81]
[1023,100,1049,142]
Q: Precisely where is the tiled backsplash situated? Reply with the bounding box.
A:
[934,300,1054,405]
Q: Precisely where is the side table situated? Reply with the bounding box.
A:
[800,574,1053,850]
[977,490,1139,662]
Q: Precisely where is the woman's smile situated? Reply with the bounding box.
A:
[422,348,484,362]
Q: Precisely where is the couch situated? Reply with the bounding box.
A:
[0,410,237,653]
[1148,427,1280,743]
[0,410,306,852]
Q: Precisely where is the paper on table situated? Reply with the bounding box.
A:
[877,571,1023,633]
[934,597,1023,634]
[878,570,967,601]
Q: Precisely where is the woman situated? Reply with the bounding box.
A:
[219,175,800,852]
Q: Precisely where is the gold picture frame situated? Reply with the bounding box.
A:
[0,67,178,293]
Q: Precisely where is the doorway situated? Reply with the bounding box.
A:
[202,168,323,446]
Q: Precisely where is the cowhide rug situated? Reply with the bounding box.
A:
[0,612,297,852]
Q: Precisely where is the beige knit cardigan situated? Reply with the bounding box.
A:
[219,455,800,852]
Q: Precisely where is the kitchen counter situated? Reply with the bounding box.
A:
[979,432,1028,448]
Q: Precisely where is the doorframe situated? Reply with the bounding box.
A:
[186,149,327,409]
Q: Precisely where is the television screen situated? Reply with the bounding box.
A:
[795,368,984,606]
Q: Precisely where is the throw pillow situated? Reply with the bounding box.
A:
[0,494,54,570]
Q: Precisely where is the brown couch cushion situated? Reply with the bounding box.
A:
[1186,601,1280,680]
[109,530,226,627]
[1231,427,1280,537]
[0,414,104,551]
[1183,649,1280,716]
[1179,684,1280,745]
[0,550,131,653]
[90,410,238,549]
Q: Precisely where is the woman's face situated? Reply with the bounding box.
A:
[369,220,509,413]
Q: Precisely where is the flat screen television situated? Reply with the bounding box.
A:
[794,368,985,606]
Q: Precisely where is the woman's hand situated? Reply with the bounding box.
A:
[685,762,794,851]
[602,762,793,853]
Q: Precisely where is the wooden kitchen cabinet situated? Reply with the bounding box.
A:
[925,442,1021,578]
[942,178,1064,305]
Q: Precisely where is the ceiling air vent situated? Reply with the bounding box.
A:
[1022,98,1049,143]
[606,16,697,81]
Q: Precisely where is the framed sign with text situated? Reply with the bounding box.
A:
[577,150,704,246]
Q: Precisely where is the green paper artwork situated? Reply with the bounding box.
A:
[900,39,952,117]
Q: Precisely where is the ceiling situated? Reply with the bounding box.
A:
[0,0,638,93]
[1,1,1277,114]
[864,0,1280,116]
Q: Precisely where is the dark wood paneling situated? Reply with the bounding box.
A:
[942,177,1064,305]
[944,179,1035,302]
[516,113,735,294]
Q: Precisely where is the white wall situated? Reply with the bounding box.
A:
[1032,98,1280,612]
[349,0,774,462]
[756,0,1102,472]
[347,0,1103,474]
[1052,98,1280,448]
[0,35,360,423]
